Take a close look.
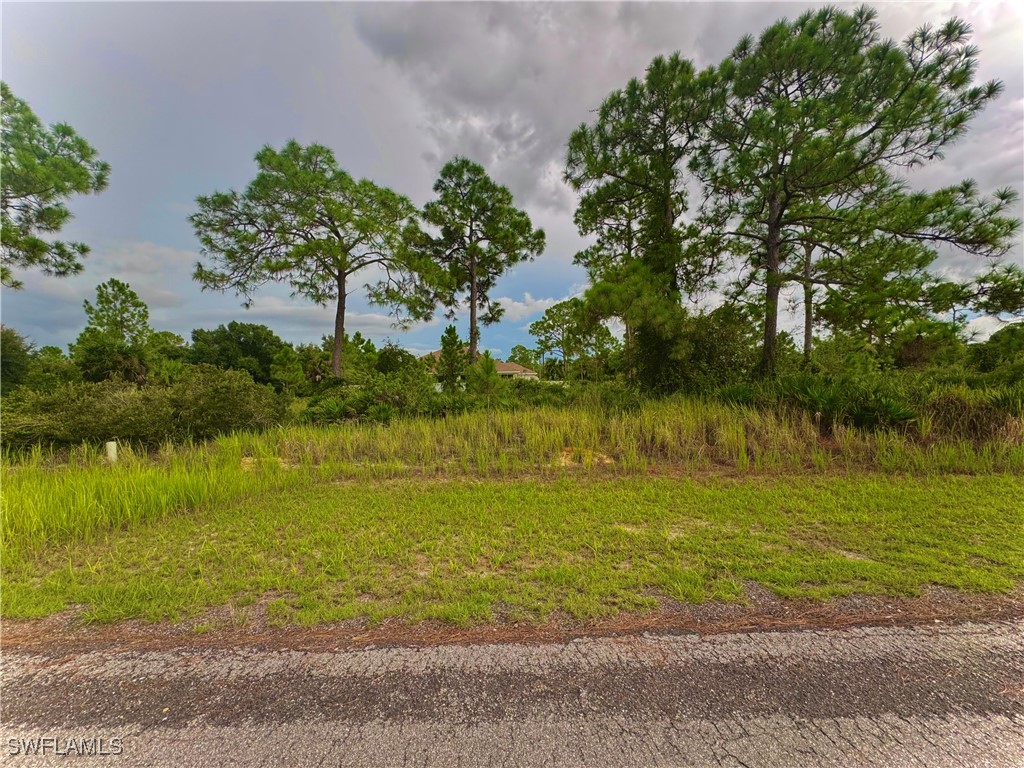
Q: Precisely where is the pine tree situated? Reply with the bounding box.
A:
[191,140,432,377]
[696,7,1019,376]
[1,83,110,288]
[418,157,545,361]
[436,325,468,393]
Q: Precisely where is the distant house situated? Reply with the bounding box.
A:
[419,350,540,380]
[494,360,539,380]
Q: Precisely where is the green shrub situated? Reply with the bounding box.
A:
[365,402,397,424]
[719,374,920,436]
[434,391,471,417]
[1,365,284,449]
[567,381,646,413]
[777,376,851,434]
[0,327,32,394]
[968,324,1024,373]
[716,381,760,407]
[304,394,353,424]
[505,379,571,409]
[167,365,285,438]
[2,381,174,448]
[21,346,82,392]
[675,305,761,392]
[304,367,440,424]
[851,390,917,431]
[989,383,1024,419]
[71,328,148,385]
[374,343,418,374]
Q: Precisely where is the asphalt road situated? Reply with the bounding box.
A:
[2,620,1023,767]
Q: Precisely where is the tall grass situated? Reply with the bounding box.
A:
[4,399,1022,551]
[2,440,307,552]
[232,399,1023,474]
[238,400,819,471]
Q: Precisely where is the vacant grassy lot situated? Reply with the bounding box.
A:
[4,403,1022,625]
[5,402,1023,546]
[5,473,1022,625]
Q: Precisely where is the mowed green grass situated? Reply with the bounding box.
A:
[4,474,1022,625]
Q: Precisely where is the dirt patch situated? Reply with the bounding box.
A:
[833,549,874,562]
[4,585,1021,656]
[614,520,713,539]
[557,447,615,467]
[798,535,878,562]
[240,456,297,471]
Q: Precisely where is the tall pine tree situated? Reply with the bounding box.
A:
[417,157,545,361]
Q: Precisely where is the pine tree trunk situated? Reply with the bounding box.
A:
[468,257,479,362]
[623,320,634,384]
[758,197,783,379]
[331,271,347,377]
[803,242,814,367]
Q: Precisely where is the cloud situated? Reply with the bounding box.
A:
[98,242,198,309]
[355,2,1023,274]
[354,3,689,214]
[493,292,560,322]
[964,314,1020,343]
[435,289,572,325]
[2,240,202,346]
[8,240,196,308]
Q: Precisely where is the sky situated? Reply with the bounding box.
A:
[2,1,1022,357]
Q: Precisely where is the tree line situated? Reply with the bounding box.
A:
[3,5,1022,396]
[0,277,411,395]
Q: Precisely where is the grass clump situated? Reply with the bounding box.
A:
[1,440,307,554]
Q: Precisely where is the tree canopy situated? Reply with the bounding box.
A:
[696,7,1019,376]
[506,344,541,373]
[567,6,1021,383]
[566,54,715,389]
[418,157,545,361]
[189,321,287,386]
[5,5,1021,402]
[72,279,153,383]
[1,82,110,289]
[528,298,622,380]
[82,278,152,347]
[190,140,431,376]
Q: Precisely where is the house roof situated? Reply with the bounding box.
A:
[494,360,538,375]
[419,348,465,362]
[419,349,538,376]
